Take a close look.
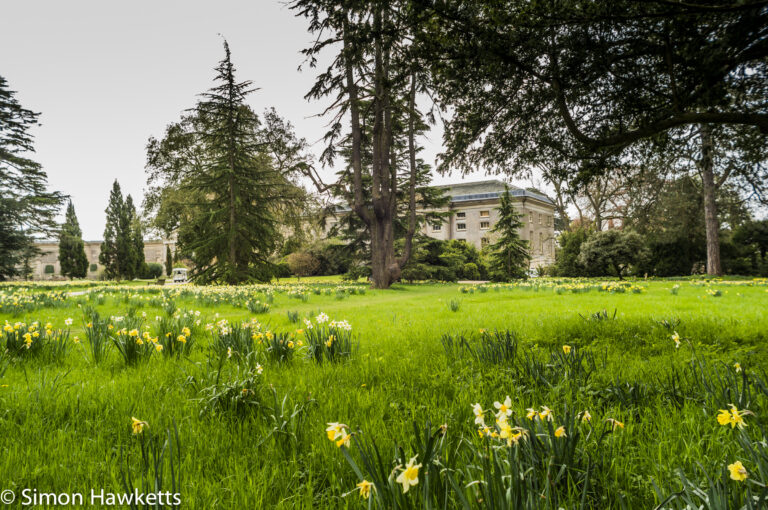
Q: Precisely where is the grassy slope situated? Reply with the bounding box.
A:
[0,280,766,508]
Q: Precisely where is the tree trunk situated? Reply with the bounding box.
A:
[699,124,722,276]
[370,215,400,288]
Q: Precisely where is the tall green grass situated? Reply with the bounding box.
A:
[0,279,766,508]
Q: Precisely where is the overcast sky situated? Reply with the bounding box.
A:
[1,0,536,239]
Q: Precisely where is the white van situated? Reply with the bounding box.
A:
[171,268,188,283]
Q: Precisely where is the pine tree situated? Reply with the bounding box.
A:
[165,246,173,276]
[488,186,530,281]
[100,181,123,279]
[58,201,88,278]
[0,75,64,279]
[145,41,304,284]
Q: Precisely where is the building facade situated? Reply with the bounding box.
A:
[422,180,556,269]
[29,239,176,280]
[326,180,557,270]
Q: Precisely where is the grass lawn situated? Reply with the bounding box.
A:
[0,278,766,508]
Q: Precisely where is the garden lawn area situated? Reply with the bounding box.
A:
[0,278,767,508]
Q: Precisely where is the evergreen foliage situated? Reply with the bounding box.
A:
[58,201,88,278]
[100,181,143,280]
[0,75,64,280]
[487,187,529,281]
[144,41,306,284]
[165,246,173,277]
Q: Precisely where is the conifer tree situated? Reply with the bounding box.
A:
[122,195,144,278]
[0,75,64,279]
[488,186,530,281]
[100,181,124,279]
[165,245,173,277]
[58,200,88,278]
[145,41,305,284]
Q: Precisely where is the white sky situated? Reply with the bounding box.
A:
[2,0,541,240]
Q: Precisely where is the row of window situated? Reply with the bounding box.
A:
[455,210,490,219]
[432,209,551,232]
[436,221,491,232]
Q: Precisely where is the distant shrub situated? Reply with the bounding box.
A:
[140,263,164,279]
[462,262,481,280]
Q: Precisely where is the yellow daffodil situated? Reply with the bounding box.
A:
[554,426,567,438]
[717,404,750,429]
[336,431,351,448]
[526,408,537,420]
[539,406,553,421]
[177,335,187,343]
[396,456,422,493]
[581,410,592,422]
[494,396,513,419]
[326,422,347,441]
[181,327,191,337]
[472,403,485,425]
[734,362,742,373]
[129,329,139,337]
[155,344,163,352]
[562,345,572,354]
[227,347,232,359]
[728,461,748,482]
[131,417,148,435]
[606,418,624,430]
[356,480,373,500]
[73,336,80,344]
[671,331,681,348]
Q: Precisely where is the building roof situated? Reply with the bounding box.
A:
[435,179,553,205]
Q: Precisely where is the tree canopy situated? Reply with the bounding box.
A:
[0,75,64,280]
[144,41,308,284]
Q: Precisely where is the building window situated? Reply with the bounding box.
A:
[480,210,490,218]
[431,223,442,232]
[480,221,490,230]
[456,211,466,219]
[456,222,467,232]
[528,213,533,223]
[539,233,544,254]
[538,213,542,225]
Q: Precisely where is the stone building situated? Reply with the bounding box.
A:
[29,239,175,280]
[326,179,557,270]
[423,180,556,269]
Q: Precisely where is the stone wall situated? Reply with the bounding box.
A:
[29,240,175,280]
